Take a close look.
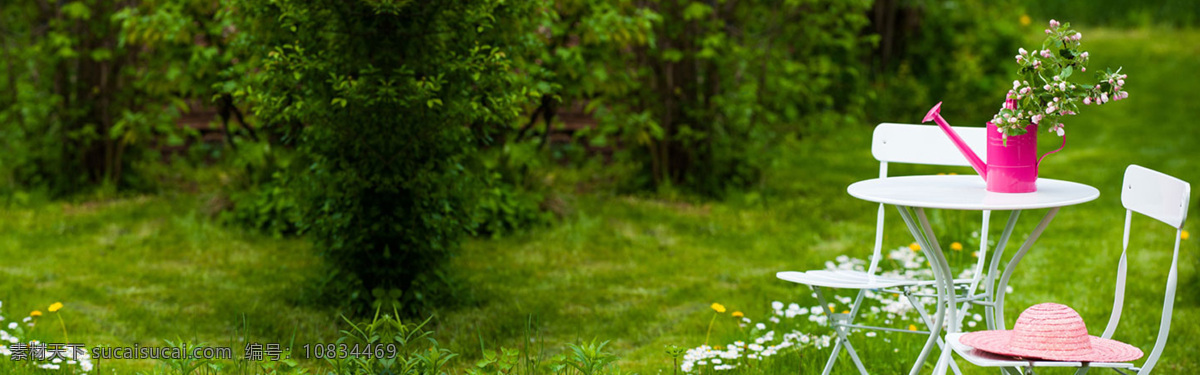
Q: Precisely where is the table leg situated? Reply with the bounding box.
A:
[994,207,1059,330]
[984,211,1022,330]
[895,206,950,375]
[915,208,957,332]
[915,208,969,375]
[906,294,964,375]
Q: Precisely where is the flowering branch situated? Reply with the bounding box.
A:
[991,19,1129,139]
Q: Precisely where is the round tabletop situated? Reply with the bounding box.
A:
[847,175,1100,210]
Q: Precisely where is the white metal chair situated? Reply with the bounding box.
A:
[947,164,1191,375]
[777,123,993,375]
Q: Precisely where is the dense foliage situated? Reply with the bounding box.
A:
[233,0,536,313]
[524,0,1022,195]
[528,0,876,196]
[627,0,873,195]
[0,0,237,195]
[866,0,1024,125]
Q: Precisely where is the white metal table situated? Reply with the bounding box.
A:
[846,175,1099,374]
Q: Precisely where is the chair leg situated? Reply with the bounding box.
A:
[906,293,963,375]
[813,286,870,375]
[932,340,962,375]
[813,286,843,375]
[841,330,870,374]
[821,338,843,375]
[842,289,871,374]
[1071,364,1090,375]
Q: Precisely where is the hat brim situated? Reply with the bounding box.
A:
[960,330,1144,362]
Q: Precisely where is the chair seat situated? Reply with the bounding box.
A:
[776,270,978,290]
[777,270,929,289]
[945,332,1136,369]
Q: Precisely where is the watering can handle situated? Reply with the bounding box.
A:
[1037,133,1067,168]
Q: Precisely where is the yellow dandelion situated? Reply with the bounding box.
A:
[48,302,63,312]
[842,310,850,314]
[972,251,980,258]
[949,172,958,176]
[950,242,963,251]
[1020,14,1032,26]
[30,310,42,317]
[732,311,744,318]
[1183,230,1190,240]
[908,324,918,331]
[711,303,726,313]
[909,243,921,252]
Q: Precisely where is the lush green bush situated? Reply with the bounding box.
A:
[234,0,537,313]
[475,144,557,237]
[0,0,238,195]
[215,133,306,238]
[534,0,875,196]
[867,0,1025,125]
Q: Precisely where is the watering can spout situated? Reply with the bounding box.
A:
[923,102,989,181]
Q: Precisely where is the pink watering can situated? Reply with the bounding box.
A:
[923,102,1063,193]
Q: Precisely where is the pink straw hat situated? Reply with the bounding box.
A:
[959,303,1143,362]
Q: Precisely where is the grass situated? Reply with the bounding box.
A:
[432,25,1200,374]
[0,193,341,373]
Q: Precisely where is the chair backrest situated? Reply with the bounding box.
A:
[863,123,991,282]
[1122,165,1190,229]
[872,123,988,169]
[1102,165,1191,374]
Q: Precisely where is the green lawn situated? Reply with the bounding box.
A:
[0,193,341,373]
[435,26,1200,374]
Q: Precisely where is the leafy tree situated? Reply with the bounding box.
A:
[867,0,1024,125]
[233,0,535,313]
[524,0,875,196]
[471,0,659,234]
[0,0,238,194]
